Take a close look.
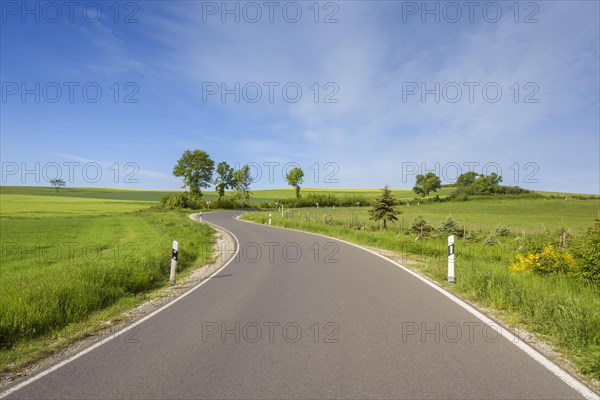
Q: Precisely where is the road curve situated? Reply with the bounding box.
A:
[2,210,592,399]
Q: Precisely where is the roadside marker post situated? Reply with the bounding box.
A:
[448,235,455,283]
[268,214,272,225]
[169,240,179,286]
[199,212,203,223]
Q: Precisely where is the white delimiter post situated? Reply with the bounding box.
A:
[268,214,272,225]
[448,235,455,283]
[169,240,179,286]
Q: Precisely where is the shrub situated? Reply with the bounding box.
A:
[438,217,463,237]
[162,192,203,209]
[571,223,600,282]
[510,245,576,275]
[503,186,530,195]
[283,193,371,208]
[483,234,498,246]
[464,229,478,241]
[411,215,434,237]
[216,197,238,209]
[495,224,511,237]
[517,231,559,254]
[163,192,191,209]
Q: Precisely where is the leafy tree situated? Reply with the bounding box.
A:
[286,167,304,199]
[214,161,234,201]
[231,165,253,201]
[173,149,214,200]
[456,171,478,186]
[413,172,441,199]
[49,178,66,192]
[369,185,400,230]
[472,173,503,194]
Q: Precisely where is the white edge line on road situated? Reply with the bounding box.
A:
[0,217,240,399]
[236,214,599,400]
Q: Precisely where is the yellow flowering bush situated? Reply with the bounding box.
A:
[511,245,576,275]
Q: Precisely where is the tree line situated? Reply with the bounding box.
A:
[411,171,529,199]
[170,149,307,205]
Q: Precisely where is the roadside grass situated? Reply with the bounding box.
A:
[241,198,600,380]
[0,192,214,371]
[256,198,598,233]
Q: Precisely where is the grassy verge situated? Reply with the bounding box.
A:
[242,200,600,380]
[1,191,214,371]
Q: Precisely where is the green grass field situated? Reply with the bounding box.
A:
[240,187,430,202]
[0,187,214,371]
[256,197,598,234]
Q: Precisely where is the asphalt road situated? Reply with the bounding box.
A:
[3,210,592,399]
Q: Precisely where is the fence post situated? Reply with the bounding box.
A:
[170,240,179,285]
[448,235,455,283]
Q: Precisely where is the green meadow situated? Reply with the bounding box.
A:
[255,197,598,234]
[0,187,213,370]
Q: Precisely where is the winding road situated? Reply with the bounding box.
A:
[2,210,595,399]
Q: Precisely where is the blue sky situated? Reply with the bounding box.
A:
[1,1,598,193]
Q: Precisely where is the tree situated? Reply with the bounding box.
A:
[173,149,214,200]
[456,171,478,187]
[439,216,463,237]
[369,185,400,230]
[411,215,434,238]
[231,165,253,202]
[472,173,503,194]
[413,172,441,199]
[286,167,304,199]
[49,178,66,192]
[214,161,233,201]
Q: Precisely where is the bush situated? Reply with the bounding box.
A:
[438,217,463,237]
[495,224,511,237]
[571,223,600,282]
[283,193,371,208]
[215,197,237,209]
[162,192,203,209]
[448,183,532,199]
[503,186,530,195]
[411,215,434,237]
[510,245,576,275]
[517,231,559,254]
[163,192,190,209]
[483,234,498,246]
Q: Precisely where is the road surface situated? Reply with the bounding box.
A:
[2,211,593,399]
